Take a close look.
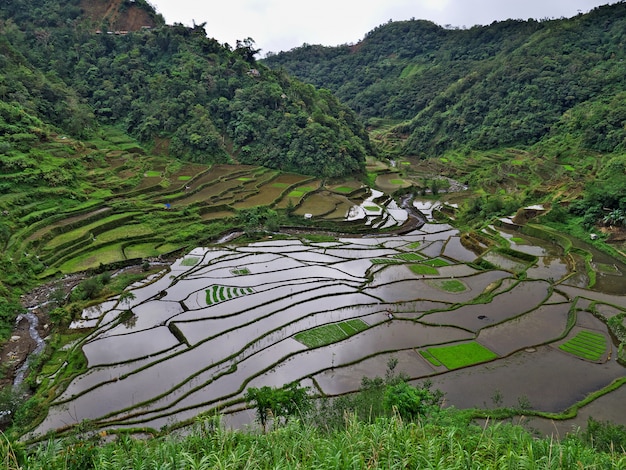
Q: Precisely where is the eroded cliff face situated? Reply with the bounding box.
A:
[80,0,159,32]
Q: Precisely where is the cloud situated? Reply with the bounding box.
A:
[152,0,615,54]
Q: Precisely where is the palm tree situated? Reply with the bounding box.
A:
[602,209,625,227]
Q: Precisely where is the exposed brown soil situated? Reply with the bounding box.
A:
[0,275,85,391]
[80,0,157,32]
[0,257,180,398]
[0,319,39,389]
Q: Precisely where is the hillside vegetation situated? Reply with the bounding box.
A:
[264,3,626,157]
[0,0,371,340]
[0,0,369,177]
[1,1,626,467]
[264,2,626,245]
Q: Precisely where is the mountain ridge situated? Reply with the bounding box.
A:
[264,2,626,157]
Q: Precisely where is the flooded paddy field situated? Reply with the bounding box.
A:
[29,222,626,438]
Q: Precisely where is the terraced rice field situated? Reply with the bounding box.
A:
[559,330,607,361]
[29,222,626,438]
[17,150,402,277]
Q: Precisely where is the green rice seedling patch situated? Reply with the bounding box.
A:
[407,242,421,249]
[511,159,525,166]
[231,267,250,276]
[178,175,192,181]
[338,319,369,336]
[390,179,405,185]
[272,182,290,188]
[510,237,525,244]
[422,342,497,370]
[559,330,606,361]
[333,186,354,194]
[422,258,450,267]
[237,177,253,181]
[562,164,576,171]
[181,256,201,266]
[419,349,442,367]
[294,319,368,348]
[409,264,439,275]
[371,258,403,265]
[288,190,304,197]
[205,285,254,304]
[364,206,381,212]
[395,252,425,262]
[145,170,161,177]
[427,279,467,293]
[302,234,337,243]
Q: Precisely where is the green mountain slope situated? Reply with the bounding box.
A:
[0,0,370,178]
[263,3,626,157]
[0,0,373,346]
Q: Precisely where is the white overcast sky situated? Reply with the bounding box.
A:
[151,0,616,55]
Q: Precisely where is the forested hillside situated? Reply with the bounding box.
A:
[264,2,626,157]
[0,0,370,177]
[2,2,626,467]
[0,0,371,344]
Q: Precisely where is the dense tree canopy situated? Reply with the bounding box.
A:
[264,2,626,157]
[0,0,370,178]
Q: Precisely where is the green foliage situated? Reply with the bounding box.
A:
[69,277,103,302]
[0,2,369,178]
[0,297,25,342]
[584,417,626,454]
[245,383,310,432]
[383,380,444,420]
[421,342,498,370]
[6,414,626,469]
[459,194,521,226]
[266,4,626,157]
[0,386,25,427]
[310,360,444,432]
[237,206,281,236]
[10,395,44,431]
[294,319,368,348]
[559,330,607,361]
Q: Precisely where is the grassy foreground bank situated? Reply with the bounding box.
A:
[3,413,626,469]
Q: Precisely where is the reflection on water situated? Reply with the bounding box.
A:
[31,223,626,437]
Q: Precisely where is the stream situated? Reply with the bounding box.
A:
[12,310,46,390]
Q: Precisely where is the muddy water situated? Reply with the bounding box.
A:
[569,237,626,294]
[499,226,625,294]
[30,224,626,437]
[422,345,624,413]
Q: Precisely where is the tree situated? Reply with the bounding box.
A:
[118,290,136,309]
[383,380,444,420]
[235,38,261,63]
[245,386,273,432]
[245,383,309,432]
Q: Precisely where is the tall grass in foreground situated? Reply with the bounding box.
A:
[8,415,626,469]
